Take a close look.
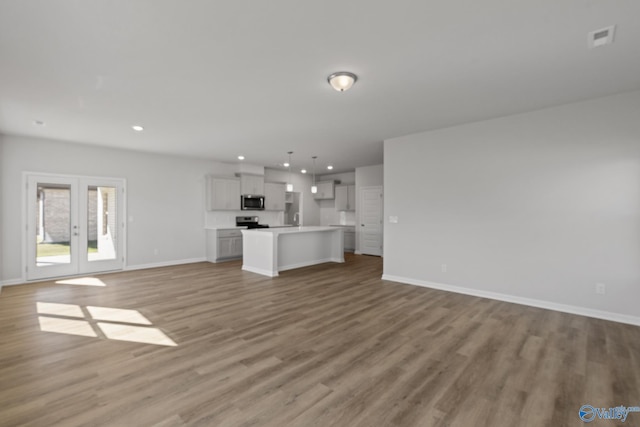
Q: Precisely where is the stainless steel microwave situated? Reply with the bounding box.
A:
[241,195,265,210]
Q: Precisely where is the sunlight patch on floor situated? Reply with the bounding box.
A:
[37,302,176,346]
[87,306,152,325]
[55,277,107,287]
[38,316,98,337]
[97,322,177,346]
[37,302,84,318]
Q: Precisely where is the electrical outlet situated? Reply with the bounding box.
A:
[596,283,606,295]
[441,264,447,273]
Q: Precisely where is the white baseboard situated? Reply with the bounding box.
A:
[124,257,207,271]
[0,258,208,289]
[381,274,640,327]
[279,257,344,272]
[0,278,28,287]
[242,265,277,277]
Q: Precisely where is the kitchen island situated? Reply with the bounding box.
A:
[241,226,344,277]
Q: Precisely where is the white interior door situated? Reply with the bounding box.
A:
[26,174,125,280]
[359,186,383,256]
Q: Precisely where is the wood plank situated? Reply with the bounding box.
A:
[0,254,639,426]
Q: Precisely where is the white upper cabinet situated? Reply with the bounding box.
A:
[335,184,356,211]
[314,181,335,200]
[240,174,265,195]
[206,176,240,210]
[264,182,286,211]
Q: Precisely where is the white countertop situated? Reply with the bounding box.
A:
[329,225,356,230]
[206,225,293,230]
[241,226,343,235]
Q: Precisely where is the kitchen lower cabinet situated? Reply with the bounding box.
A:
[330,226,355,252]
[206,229,243,262]
[344,230,355,252]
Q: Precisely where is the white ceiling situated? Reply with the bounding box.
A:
[1,1,639,174]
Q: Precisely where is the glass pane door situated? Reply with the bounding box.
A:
[27,175,125,280]
[27,176,79,280]
[87,186,118,261]
[36,183,72,266]
[78,179,124,274]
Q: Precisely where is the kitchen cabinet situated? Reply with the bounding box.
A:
[206,229,243,262]
[335,185,356,211]
[330,226,355,252]
[264,182,286,211]
[206,176,240,210]
[314,181,335,200]
[240,174,265,195]
[344,230,355,252]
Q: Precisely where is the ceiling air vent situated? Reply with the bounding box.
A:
[588,25,615,49]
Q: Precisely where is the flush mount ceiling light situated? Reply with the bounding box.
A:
[237,155,245,160]
[301,169,307,174]
[327,165,334,170]
[327,72,357,92]
[132,125,144,132]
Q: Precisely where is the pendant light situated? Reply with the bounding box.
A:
[311,156,318,194]
[286,151,293,192]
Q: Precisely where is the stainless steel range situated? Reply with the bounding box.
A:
[235,216,269,229]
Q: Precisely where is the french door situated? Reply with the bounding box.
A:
[26,174,125,280]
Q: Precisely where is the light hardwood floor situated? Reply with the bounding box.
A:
[1,254,639,427]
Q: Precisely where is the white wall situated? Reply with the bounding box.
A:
[355,164,383,253]
[0,135,4,291]
[383,90,640,324]
[355,164,383,188]
[0,134,237,283]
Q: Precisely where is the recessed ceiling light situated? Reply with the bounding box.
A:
[132,125,144,132]
[327,165,334,170]
[33,120,45,126]
[301,169,307,174]
[238,155,245,160]
[283,162,290,168]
